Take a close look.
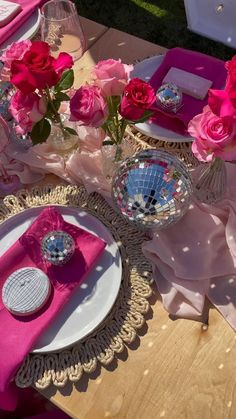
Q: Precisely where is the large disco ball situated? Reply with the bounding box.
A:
[112,149,193,229]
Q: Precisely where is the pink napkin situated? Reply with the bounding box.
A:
[0,206,106,396]
[142,163,236,329]
[150,48,227,136]
[0,0,46,47]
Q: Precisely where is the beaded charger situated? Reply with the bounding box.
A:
[0,184,152,390]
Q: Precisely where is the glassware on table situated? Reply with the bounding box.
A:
[40,0,86,61]
[193,157,227,204]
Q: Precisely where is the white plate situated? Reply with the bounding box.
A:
[131,55,193,143]
[0,9,41,51]
[0,206,122,353]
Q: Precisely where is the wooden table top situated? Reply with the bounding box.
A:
[40,19,236,419]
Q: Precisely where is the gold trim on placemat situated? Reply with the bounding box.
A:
[0,184,152,390]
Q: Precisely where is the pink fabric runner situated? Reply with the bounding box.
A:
[150,48,227,136]
[0,207,106,397]
[142,163,236,330]
[0,1,46,47]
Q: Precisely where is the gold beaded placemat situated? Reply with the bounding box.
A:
[126,126,199,168]
[0,184,152,390]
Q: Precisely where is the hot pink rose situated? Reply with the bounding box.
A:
[10,91,47,134]
[208,89,236,118]
[11,41,73,94]
[70,86,108,127]
[0,40,31,81]
[226,55,236,87]
[188,105,236,162]
[119,78,156,120]
[92,59,133,96]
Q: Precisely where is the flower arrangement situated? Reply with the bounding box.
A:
[69,59,156,147]
[188,55,236,162]
[1,44,156,150]
[0,40,76,144]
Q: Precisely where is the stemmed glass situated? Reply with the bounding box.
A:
[40,0,86,61]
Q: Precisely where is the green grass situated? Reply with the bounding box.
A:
[75,0,235,61]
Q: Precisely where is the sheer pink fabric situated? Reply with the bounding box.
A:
[142,164,236,330]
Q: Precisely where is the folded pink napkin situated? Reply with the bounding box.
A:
[150,48,227,136]
[0,206,106,395]
[0,0,46,47]
[142,163,236,329]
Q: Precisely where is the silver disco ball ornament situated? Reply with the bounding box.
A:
[41,230,75,265]
[156,82,182,113]
[112,149,193,229]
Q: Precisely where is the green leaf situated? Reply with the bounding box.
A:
[103,140,115,146]
[30,119,51,145]
[55,92,71,102]
[52,99,61,112]
[64,126,77,136]
[126,110,153,124]
[55,69,74,92]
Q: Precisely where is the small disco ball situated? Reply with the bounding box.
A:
[156,82,182,113]
[112,149,193,229]
[41,230,75,266]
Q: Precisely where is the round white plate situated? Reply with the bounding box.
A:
[0,206,122,353]
[131,55,193,143]
[0,9,41,51]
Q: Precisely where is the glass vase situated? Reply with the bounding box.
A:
[101,136,135,182]
[47,116,79,152]
[193,157,227,204]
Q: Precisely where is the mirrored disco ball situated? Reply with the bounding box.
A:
[156,83,182,113]
[41,230,75,265]
[112,149,193,229]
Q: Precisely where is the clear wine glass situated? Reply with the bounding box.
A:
[40,0,86,61]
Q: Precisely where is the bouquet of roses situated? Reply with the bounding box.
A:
[69,58,156,146]
[0,40,76,144]
[188,55,236,162]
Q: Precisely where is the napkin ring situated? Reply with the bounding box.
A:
[41,230,75,266]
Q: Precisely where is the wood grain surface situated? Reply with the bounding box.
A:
[41,285,236,419]
[73,28,166,88]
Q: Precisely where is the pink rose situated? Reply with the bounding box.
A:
[70,86,108,127]
[11,41,73,94]
[120,78,156,120]
[0,40,31,81]
[188,105,236,162]
[226,55,236,88]
[10,91,47,134]
[91,59,133,96]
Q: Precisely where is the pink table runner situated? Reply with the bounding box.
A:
[150,47,227,136]
[0,206,106,404]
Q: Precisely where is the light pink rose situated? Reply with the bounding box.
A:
[188,105,236,162]
[0,40,31,81]
[91,59,133,96]
[9,91,47,135]
[70,86,108,127]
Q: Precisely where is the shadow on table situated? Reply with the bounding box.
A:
[78,0,236,60]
